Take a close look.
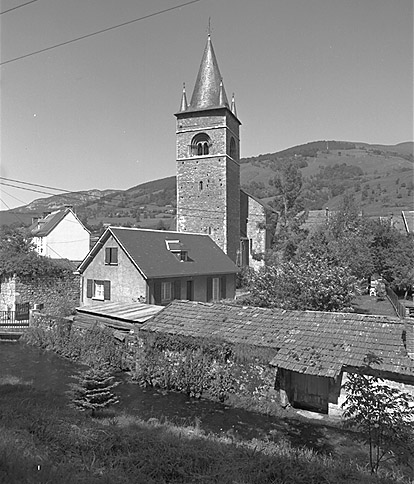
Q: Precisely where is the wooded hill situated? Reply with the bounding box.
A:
[3,140,413,232]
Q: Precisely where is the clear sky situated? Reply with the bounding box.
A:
[1,0,413,209]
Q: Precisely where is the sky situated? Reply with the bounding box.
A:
[1,0,413,210]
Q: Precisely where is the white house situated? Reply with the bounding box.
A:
[30,208,90,262]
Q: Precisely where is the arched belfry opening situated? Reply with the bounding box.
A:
[191,133,211,156]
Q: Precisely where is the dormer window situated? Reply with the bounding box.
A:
[166,239,189,262]
[191,133,211,156]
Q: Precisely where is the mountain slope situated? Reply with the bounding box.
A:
[2,141,412,230]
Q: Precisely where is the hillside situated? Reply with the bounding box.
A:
[2,141,412,233]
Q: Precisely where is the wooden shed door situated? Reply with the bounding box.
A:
[290,373,329,414]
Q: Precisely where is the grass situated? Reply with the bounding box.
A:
[0,375,411,484]
[352,295,399,317]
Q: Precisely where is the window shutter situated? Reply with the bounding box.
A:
[220,276,226,300]
[154,282,161,305]
[105,248,110,264]
[174,280,181,300]
[113,247,118,264]
[207,277,212,302]
[103,280,111,300]
[86,279,93,298]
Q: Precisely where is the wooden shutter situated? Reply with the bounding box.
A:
[113,247,118,264]
[103,280,111,300]
[207,277,212,302]
[174,280,181,300]
[154,281,161,305]
[86,279,93,298]
[220,276,226,300]
[105,247,110,264]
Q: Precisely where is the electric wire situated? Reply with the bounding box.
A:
[0,197,26,224]
[0,0,39,15]
[0,0,203,66]
[1,179,233,217]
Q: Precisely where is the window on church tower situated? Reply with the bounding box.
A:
[230,137,237,159]
[191,133,211,156]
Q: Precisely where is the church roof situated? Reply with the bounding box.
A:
[187,35,229,111]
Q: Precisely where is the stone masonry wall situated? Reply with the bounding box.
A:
[15,275,80,316]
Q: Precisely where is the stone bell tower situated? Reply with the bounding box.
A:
[175,35,241,263]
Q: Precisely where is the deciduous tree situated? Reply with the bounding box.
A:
[342,354,414,474]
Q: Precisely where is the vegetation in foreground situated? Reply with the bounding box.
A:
[0,375,411,484]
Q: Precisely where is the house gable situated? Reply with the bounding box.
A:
[80,233,148,305]
[31,208,90,261]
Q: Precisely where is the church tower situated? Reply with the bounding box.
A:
[175,35,241,263]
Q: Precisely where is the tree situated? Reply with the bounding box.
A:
[69,366,119,417]
[271,159,303,225]
[342,354,414,474]
[367,219,414,296]
[0,226,71,280]
[244,254,357,312]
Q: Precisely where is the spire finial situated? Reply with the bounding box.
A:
[207,17,212,37]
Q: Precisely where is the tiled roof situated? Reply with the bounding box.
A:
[78,227,239,278]
[188,35,229,111]
[30,208,89,237]
[30,209,69,237]
[140,301,414,378]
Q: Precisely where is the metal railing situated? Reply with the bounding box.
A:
[385,286,406,319]
[0,311,29,328]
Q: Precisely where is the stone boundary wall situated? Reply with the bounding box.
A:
[133,333,282,415]
[3,275,80,316]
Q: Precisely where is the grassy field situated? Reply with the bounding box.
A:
[1,375,411,484]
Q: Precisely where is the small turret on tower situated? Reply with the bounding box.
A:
[179,83,188,112]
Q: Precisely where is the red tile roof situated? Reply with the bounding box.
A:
[140,301,414,378]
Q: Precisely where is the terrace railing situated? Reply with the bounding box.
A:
[385,286,407,319]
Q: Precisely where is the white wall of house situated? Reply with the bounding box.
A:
[34,211,90,261]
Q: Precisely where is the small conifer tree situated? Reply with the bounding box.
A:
[69,366,119,417]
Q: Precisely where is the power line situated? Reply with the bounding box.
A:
[0,176,72,193]
[0,0,203,66]
[0,197,26,224]
[0,179,146,213]
[0,0,39,15]
[1,176,242,217]
[0,187,28,205]
[0,181,59,197]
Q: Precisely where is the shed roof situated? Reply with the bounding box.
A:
[77,301,163,323]
[77,227,239,278]
[140,300,414,378]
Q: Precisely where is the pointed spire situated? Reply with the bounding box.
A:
[231,93,237,117]
[179,82,188,112]
[190,35,229,110]
[218,79,225,106]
